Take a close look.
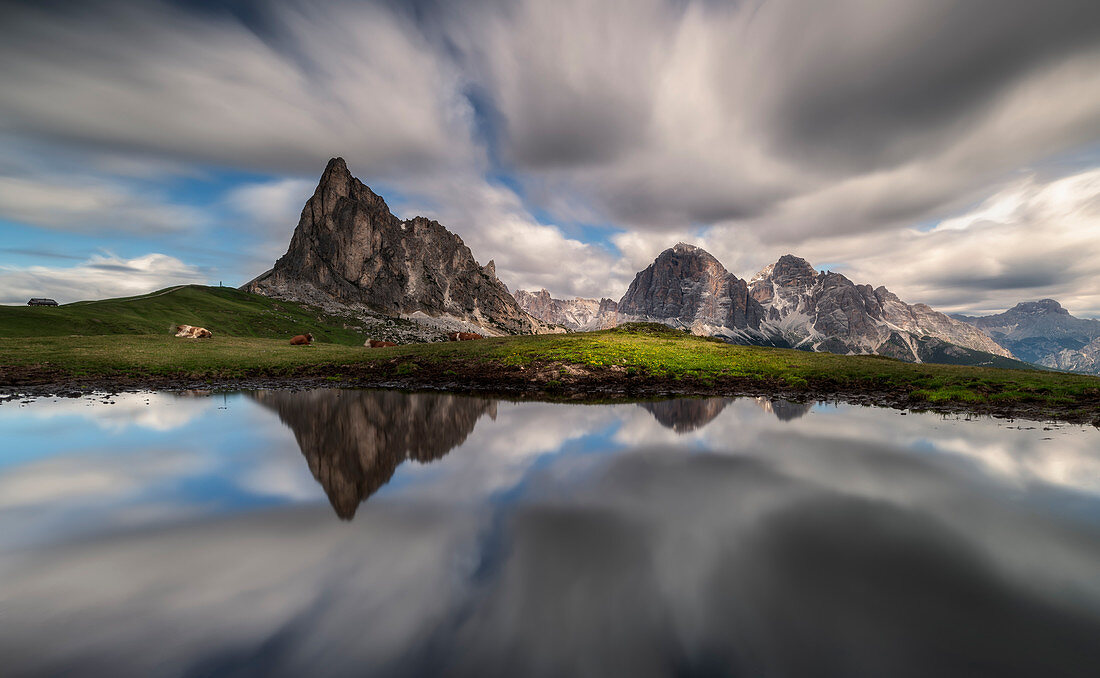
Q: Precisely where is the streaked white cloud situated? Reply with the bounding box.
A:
[391,175,631,298]
[0,0,1097,312]
[753,168,1100,316]
[1,392,217,433]
[0,0,476,177]
[0,252,208,305]
[0,175,202,234]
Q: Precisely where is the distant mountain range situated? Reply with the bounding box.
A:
[516,243,1021,368]
[244,159,1092,372]
[511,289,618,331]
[953,300,1100,374]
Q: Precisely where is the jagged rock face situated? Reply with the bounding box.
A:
[748,255,1013,361]
[617,243,765,337]
[513,289,618,331]
[953,299,1100,372]
[243,157,551,336]
[1040,336,1100,374]
[251,389,495,519]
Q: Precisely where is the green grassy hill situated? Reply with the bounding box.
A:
[0,285,369,345]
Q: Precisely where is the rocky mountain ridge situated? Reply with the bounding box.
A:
[747,254,1012,361]
[243,158,556,336]
[518,244,1019,366]
[954,299,1100,374]
[512,289,618,331]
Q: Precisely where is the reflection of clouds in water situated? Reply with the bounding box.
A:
[397,400,628,504]
[786,405,1100,494]
[0,394,322,549]
[2,438,1098,676]
[2,392,217,432]
[455,452,1096,677]
[0,506,483,678]
[0,447,214,549]
[1,391,1100,675]
[0,449,208,509]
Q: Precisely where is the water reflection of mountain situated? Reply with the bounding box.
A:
[641,396,813,432]
[639,398,731,432]
[251,390,496,519]
[753,397,813,421]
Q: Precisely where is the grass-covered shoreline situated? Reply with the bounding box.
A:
[3,323,1099,424]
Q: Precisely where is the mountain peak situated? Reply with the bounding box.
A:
[319,156,352,184]
[1009,299,1068,315]
[659,243,724,269]
[243,158,551,335]
[773,254,817,277]
[618,243,762,330]
[751,253,817,286]
[324,156,348,172]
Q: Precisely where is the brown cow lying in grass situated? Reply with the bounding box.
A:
[290,333,314,346]
[366,339,397,348]
[175,324,212,339]
[448,332,484,341]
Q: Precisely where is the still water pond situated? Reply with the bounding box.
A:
[1,390,1099,677]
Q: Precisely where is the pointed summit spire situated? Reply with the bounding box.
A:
[242,156,551,335]
[319,156,352,190]
[322,156,350,177]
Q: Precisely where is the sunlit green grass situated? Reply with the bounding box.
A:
[3,323,1099,415]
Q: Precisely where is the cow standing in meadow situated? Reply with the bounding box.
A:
[448,332,484,341]
[366,339,397,348]
[290,333,314,346]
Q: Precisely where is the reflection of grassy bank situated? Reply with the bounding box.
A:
[3,323,1099,422]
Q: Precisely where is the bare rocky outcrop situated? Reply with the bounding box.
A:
[1041,336,1100,374]
[243,158,555,336]
[251,389,496,519]
[513,289,618,331]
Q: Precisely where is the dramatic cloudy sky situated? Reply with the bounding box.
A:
[1,0,1098,315]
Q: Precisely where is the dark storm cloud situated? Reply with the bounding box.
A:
[0,0,476,176]
[764,0,1100,171]
[438,0,1100,234]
